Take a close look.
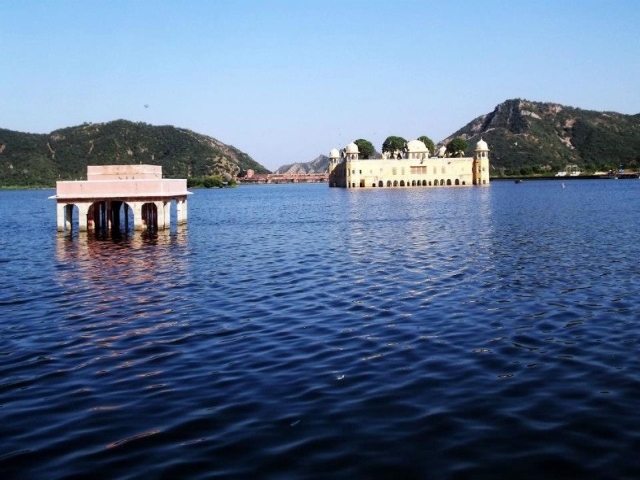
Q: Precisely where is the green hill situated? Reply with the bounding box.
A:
[0,120,269,187]
[441,99,640,176]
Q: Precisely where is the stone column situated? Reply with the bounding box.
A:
[65,204,73,232]
[154,201,164,230]
[176,200,184,225]
[163,201,170,229]
[131,202,144,231]
[57,203,66,232]
[77,203,90,232]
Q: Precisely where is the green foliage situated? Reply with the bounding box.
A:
[446,137,468,156]
[188,175,237,188]
[417,135,435,154]
[382,136,407,153]
[0,120,268,187]
[354,139,375,159]
[446,99,640,175]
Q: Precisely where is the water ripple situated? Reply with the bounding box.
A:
[2,184,640,478]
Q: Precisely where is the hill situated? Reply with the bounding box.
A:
[0,120,269,187]
[274,154,329,174]
[275,150,382,175]
[277,100,640,176]
[442,99,640,176]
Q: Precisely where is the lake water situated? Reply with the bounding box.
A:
[1,180,640,479]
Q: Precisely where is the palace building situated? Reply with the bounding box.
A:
[328,138,490,188]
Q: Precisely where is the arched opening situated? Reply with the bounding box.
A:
[111,201,134,234]
[440,179,445,186]
[462,181,466,185]
[393,180,398,187]
[423,180,428,186]
[387,180,392,187]
[62,204,80,234]
[379,181,384,187]
[372,183,376,187]
[88,201,103,232]
[447,179,452,186]
[400,180,405,187]
[141,202,159,232]
[411,180,416,186]
[455,179,460,185]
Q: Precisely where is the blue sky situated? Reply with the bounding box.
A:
[3,0,639,171]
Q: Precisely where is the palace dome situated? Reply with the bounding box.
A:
[475,138,489,151]
[406,139,428,153]
[345,142,359,154]
[329,148,340,158]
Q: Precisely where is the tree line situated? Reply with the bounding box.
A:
[352,136,468,159]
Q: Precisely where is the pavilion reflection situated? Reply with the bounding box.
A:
[55,226,189,300]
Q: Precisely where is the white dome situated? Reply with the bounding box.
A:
[406,139,428,153]
[329,148,340,158]
[475,138,489,151]
[345,142,359,154]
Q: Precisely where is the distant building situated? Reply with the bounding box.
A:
[328,139,490,188]
[50,164,191,233]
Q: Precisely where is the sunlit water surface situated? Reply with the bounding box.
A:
[1,181,640,479]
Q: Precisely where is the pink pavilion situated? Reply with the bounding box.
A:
[49,164,191,233]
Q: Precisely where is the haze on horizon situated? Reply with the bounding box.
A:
[3,0,639,171]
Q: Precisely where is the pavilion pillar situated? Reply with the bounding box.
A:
[155,201,164,230]
[65,204,74,232]
[56,203,66,232]
[182,198,188,224]
[131,202,144,231]
[77,203,90,232]
[177,198,188,225]
[163,201,170,229]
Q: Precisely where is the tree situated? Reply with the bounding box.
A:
[382,136,407,154]
[354,139,375,159]
[417,135,435,154]
[446,137,468,157]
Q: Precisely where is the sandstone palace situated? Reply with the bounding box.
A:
[328,139,490,188]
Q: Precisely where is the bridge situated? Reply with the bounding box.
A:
[240,172,328,184]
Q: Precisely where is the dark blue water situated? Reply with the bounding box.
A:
[1,180,640,479]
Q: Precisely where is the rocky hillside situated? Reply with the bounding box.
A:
[0,120,269,187]
[274,154,329,174]
[443,99,640,175]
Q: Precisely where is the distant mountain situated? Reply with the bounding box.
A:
[280,99,640,177]
[274,154,329,174]
[275,150,383,174]
[442,99,640,175]
[0,120,269,187]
